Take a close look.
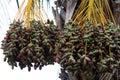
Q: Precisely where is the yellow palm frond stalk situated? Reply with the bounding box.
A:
[72,0,116,29]
[15,0,49,29]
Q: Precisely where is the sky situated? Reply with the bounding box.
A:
[0,0,61,80]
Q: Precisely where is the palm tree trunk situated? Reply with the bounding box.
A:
[112,0,120,25]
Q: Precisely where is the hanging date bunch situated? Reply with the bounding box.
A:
[59,21,120,77]
[1,20,59,71]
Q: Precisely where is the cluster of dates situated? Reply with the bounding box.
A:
[59,22,120,75]
[1,20,120,75]
[1,20,59,71]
